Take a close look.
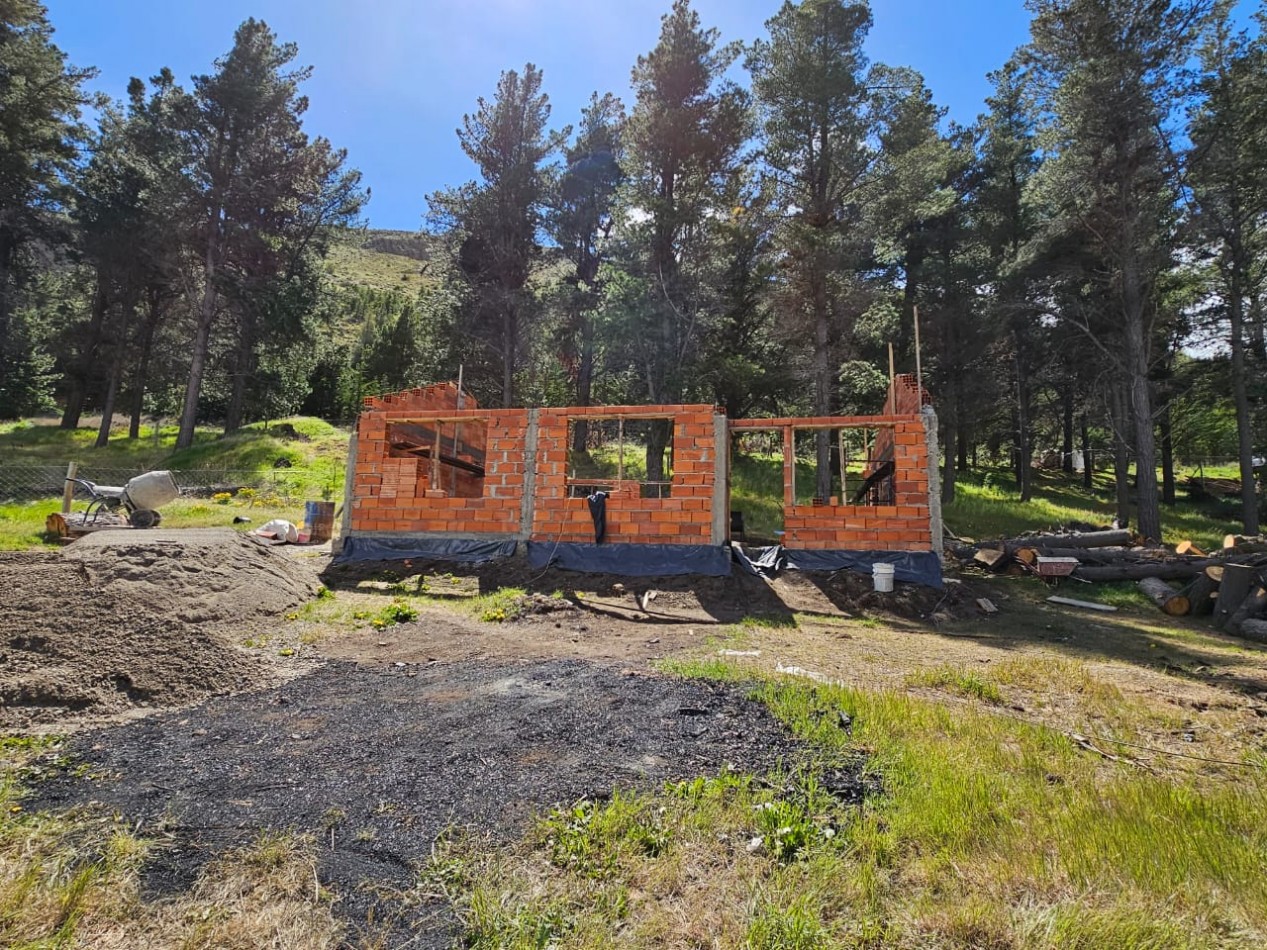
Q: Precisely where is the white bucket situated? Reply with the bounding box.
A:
[872,563,895,593]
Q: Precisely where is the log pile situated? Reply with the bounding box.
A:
[950,528,1267,640]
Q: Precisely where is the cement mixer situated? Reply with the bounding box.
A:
[68,470,181,528]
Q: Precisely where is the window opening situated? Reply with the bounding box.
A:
[387,419,488,498]
[790,426,896,506]
[566,417,673,499]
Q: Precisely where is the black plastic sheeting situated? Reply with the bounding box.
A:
[587,491,608,543]
[527,541,732,577]
[336,535,518,565]
[733,544,943,590]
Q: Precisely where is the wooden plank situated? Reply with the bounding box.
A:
[1047,596,1118,612]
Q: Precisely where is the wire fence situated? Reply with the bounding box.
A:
[0,464,342,505]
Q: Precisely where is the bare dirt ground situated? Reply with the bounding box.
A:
[11,538,1267,945]
[36,658,808,948]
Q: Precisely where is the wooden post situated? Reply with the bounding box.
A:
[617,417,624,483]
[838,429,847,503]
[452,366,463,495]
[913,305,924,407]
[62,461,78,515]
[432,422,442,490]
[784,425,795,508]
[887,342,896,409]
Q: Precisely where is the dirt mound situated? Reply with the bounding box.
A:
[0,529,319,729]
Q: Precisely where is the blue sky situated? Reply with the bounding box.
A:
[43,2,1079,229]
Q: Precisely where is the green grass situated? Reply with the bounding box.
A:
[945,467,1243,549]
[440,661,1267,948]
[324,239,432,293]
[0,416,348,550]
[903,665,1004,704]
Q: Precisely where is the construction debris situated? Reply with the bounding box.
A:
[952,526,1267,639]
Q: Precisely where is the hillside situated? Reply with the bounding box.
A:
[323,228,442,294]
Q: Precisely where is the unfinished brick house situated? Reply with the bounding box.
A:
[337,375,942,586]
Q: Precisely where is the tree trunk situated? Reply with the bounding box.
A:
[1122,257,1161,542]
[501,302,516,409]
[1228,262,1260,534]
[942,414,958,504]
[177,239,219,450]
[223,307,254,435]
[956,427,969,473]
[1061,386,1074,475]
[94,299,133,449]
[1110,384,1131,528]
[812,268,832,503]
[62,278,109,430]
[1081,415,1093,490]
[1014,337,1032,502]
[571,315,594,454]
[645,418,671,486]
[1159,401,1175,506]
[128,291,162,440]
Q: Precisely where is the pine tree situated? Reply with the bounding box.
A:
[621,0,749,479]
[546,91,624,447]
[749,0,875,501]
[1188,0,1266,533]
[0,0,93,418]
[1025,0,1209,541]
[177,19,362,447]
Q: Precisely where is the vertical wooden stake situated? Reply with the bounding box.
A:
[838,430,847,503]
[913,305,924,407]
[62,461,78,515]
[887,341,896,408]
[432,423,442,490]
[617,418,624,483]
[785,426,796,507]
[452,366,463,495]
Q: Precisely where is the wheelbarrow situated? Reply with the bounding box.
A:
[67,470,181,528]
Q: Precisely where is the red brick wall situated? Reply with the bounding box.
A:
[350,384,528,536]
[782,417,932,552]
[530,407,719,545]
[348,384,933,553]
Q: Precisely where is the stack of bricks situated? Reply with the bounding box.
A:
[530,407,720,545]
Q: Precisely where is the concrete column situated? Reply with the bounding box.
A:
[711,413,729,544]
[518,409,539,540]
[333,422,359,554]
[922,406,944,562]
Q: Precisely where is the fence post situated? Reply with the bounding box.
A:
[62,462,78,514]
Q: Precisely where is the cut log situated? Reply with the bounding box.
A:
[1174,540,1206,557]
[1180,572,1218,617]
[1214,564,1255,631]
[1240,618,1267,643]
[1039,547,1188,564]
[1138,577,1190,616]
[1006,529,1131,552]
[974,548,1010,571]
[1205,565,1225,583]
[1073,561,1216,582]
[1015,548,1039,566]
[1227,586,1267,635]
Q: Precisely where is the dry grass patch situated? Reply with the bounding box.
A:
[0,738,344,949]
